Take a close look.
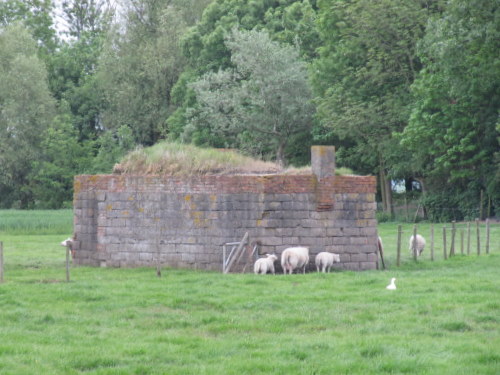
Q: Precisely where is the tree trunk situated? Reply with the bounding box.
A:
[384,174,394,217]
[379,167,393,216]
[379,169,387,212]
[276,140,286,168]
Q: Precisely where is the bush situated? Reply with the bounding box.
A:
[421,190,479,222]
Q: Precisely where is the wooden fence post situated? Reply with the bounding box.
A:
[155,216,161,278]
[476,219,481,255]
[443,226,447,260]
[412,225,418,261]
[430,224,434,261]
[485,219,490,255]
[0,242,3,283]
[450,221,456,257]
[460,229,464,255]
[224,232,249,274]
[479,190,484,220]
[65,244,70,282]
[397,225,402,267]
[467,222,471,255]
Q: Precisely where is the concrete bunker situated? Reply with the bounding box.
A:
[72,146,379,272]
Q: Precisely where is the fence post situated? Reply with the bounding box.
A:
[476,219,481,255]
[430,224,434,261]
[467,222,471,255]
[443,226,447,260]
[479,190,484,220]
[412,225,418,261]
[155,216,161,278]
[485,219,490,255]
[450,221,456,257]
[460,229,464,255]
[397,225,402,267]
[0,242,3,283]
[65,244,70,282]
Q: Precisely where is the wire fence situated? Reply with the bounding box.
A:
[380,219,499,268]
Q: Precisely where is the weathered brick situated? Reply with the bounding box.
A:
[74,168,378,271]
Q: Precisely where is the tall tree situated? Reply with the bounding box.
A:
[400,0,500,219]
[312,0,442,214]
[185,28,314,166]
[0,0,57,53]
[0,24,56,208]
[29,107,94,208]
[61,0,111,40]
[47,0,112,140]
[168,0,319,164]
[97,0,208,145]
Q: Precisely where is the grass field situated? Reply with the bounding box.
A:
[0,210,499,374]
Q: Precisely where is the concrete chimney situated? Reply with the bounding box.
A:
[311,146,336,180]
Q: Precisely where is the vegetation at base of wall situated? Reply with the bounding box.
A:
[0,219,499,374]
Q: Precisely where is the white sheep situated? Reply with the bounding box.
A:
[315,252,340,273]
[254,254,278,275]
[409,234,426,256]
[281,247,309,275]
[61,237,75,258]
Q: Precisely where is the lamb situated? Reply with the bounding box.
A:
[409,234,426,256]
[281,247,309,275]
[315,252,340,273]
[60,237,75,258]
[254,254,278,275]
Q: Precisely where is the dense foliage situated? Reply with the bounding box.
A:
[0,0,498,218]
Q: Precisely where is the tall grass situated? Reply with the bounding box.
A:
[0,213,499,374]
[0,209,73,235]
[117,141,281,175]
[116,141,355,176]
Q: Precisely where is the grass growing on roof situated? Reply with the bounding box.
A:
[116,141,281,175]
[116,141,356,176]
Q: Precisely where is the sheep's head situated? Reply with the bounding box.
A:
[266,253,278,262]
[60,238,73,247]
[333,253,341,262]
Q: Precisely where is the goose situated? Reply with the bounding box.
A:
[386,277,397,290]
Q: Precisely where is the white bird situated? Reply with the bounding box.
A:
[386,278,397,290]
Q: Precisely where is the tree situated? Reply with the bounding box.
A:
[29,106,94,208]
[0,24,56,208]
[400,0,500,219]
[312,0,442,214]
[61,0,112,40]
[97,0,205,145]
[185,28,314,166]
[46,0,112,140]
[0,0,57,53]
[168,0,319,164]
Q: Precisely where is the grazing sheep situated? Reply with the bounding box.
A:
[60,237,75,258]
[315,252,340,273]
[254,254,278,275]
[281,247,309,275]
[409,234,426,256]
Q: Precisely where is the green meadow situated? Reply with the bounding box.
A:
[0,210,499,374]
